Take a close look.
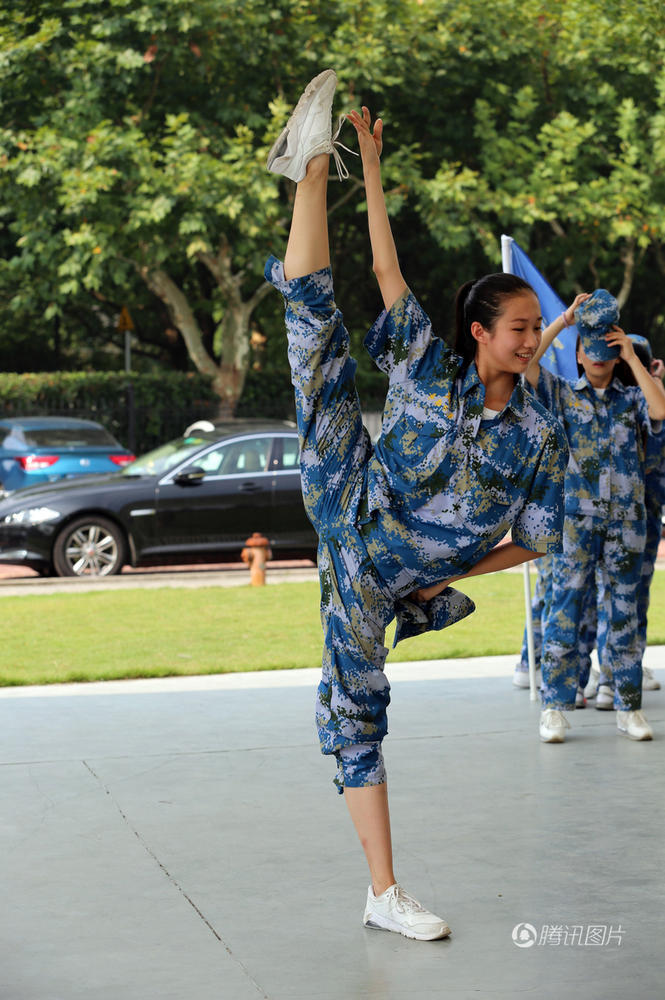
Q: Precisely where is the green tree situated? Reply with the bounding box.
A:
[2,0,665,410]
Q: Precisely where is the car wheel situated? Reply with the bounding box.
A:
[53,515,127,577]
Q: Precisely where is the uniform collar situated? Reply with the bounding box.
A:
[574,373,627,395]
[460,362,525,418]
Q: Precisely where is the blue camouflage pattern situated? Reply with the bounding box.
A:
[267,256,567,791]
[536,369,654,711]
[517,553,552,673]
[537,368,650,519]
[636,425,665,661]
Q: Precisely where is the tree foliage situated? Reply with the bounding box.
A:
[2,0,665,411]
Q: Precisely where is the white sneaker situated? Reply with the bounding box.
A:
[513,665,542,689]
[643,666,661,691]
[584,666,600,699]
[575,686,586,709]
[267,69,354,182]
[617,709,653,741]
[363,884,450,941]
[595,684,614,710]
[539,709,571,743]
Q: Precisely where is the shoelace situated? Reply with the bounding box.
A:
[542,709,571,729]
[329,115,358,181]
[387,885,427,914]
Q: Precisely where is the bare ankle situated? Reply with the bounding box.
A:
[372,878,396,897]
[301,153,330,180]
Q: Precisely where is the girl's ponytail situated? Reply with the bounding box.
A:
[454,280,477,365]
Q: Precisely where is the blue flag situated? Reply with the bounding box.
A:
[501,236,579,382]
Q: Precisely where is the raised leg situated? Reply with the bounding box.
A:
[284,154,331,280]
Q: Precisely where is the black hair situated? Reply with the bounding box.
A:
[454,273,536,365]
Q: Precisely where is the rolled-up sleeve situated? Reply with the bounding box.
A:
[512,423,569,554]
[365,290,446,382]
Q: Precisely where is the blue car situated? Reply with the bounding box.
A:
[0,417,134,494]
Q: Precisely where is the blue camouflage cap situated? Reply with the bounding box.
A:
[575,289,620,361]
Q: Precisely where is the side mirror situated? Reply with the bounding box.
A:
[174,465,206,485]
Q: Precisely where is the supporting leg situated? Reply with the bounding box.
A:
[344,784,396,896]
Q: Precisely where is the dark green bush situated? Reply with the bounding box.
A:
[0,366,389,452]
[0,372,219,452]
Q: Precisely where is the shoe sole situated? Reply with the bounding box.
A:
[617,727,653,741]
[595,702,614,711]
[267,69,337,174]
[539,733,565,742]
[364,914,451,941]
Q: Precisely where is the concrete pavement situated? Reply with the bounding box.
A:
[1,649,664,1000]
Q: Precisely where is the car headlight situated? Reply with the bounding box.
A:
[3,506,62,525]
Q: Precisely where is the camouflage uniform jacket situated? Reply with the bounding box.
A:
[536,368,653,520]
[359,291,568,593]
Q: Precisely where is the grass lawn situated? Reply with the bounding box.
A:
[2,569,664,687]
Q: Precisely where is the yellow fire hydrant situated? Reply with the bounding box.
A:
[240,532,272,585]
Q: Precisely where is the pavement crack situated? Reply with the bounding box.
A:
[82,760,271,999]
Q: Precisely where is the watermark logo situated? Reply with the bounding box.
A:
[512,923,538,948]
[512,924,624,948]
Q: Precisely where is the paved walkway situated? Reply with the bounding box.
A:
[1,649,664,1000]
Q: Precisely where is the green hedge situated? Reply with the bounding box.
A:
[238,367,389,419]
[0,367,389,452]
[0,372,219,452]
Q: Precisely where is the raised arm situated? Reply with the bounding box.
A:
[347,107,407,310]
[525,292,590,388]
[606,328,665,420]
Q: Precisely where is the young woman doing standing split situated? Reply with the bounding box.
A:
[265,70,568,940]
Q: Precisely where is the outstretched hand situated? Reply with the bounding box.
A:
[346,106,383,167]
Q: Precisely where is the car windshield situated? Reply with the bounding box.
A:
[20,426,119,447]
[122,435,211,477]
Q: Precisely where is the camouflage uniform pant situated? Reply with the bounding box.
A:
[268,259,398,794]
[518,556,607,691]
[541,513,645,711]
[597,494,662,687]
[517,554,552,673]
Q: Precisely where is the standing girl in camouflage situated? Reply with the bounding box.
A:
[266,70,567,940]
[526,294,665,742]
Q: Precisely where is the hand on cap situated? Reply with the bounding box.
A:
[604,325,634,362]
[563,292,591,327]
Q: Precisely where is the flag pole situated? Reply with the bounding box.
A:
[501,235,538,701]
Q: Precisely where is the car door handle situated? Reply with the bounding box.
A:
[239,481,261,493]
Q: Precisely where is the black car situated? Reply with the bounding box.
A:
[0,420,317,577]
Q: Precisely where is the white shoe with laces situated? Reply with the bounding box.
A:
[584,666,600,699]
[363,883,450,941]
[267,69,356,182]
[512,665,542,689]
[617,709,653,741]
[595,684,614,710]
[539,709,571,743]
[643,666,661,691]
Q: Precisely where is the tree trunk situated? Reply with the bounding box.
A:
[138,259,273,416]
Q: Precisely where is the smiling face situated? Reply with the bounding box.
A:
[576,341,619,388]
[471,291,542,376]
